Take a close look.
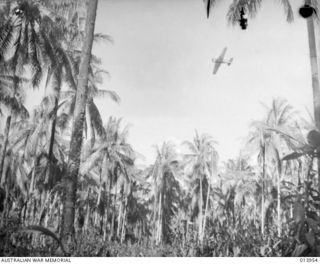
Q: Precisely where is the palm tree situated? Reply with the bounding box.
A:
[205,0,294,22]
[147,141,181,245]
[35,1,113,193]
[303,0,320,193]
[60,0,99,250]
[5,98,68,229]
[221,156,257,228]
[60,64,119,149]
[39,15,79,194]
[183,131,217,244]
[263,99,296,236]
[0,73,29,186]
[303,0,320,127]
[43,5,114,160]
[0,1,59,85]
[43,30,76,167]
[246,98,296,236]
[80,117,135,241]
[126,179,151,243]
[247,120,271,236]
[0,0,63,190]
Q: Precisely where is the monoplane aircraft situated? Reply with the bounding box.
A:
[212,47,233,74]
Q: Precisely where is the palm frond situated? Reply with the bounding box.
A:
[93,33,114,44]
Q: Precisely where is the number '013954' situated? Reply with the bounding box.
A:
[300,258,318,262]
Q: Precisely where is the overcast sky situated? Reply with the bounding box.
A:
[21,0,313,165]
[86,0,312,165]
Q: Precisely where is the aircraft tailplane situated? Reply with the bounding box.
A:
[228,58,233,66]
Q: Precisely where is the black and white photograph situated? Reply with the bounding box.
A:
[0,0,319,259]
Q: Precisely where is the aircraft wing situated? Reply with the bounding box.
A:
[213,62,221,74]
[218,47,227,61]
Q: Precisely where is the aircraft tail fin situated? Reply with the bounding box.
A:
[228,58,233,66]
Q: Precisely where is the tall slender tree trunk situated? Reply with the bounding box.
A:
[45,84,60,186]
[120,195,128,244]
[156,192,162,245]
[110,178,117,241]
[152,192,157,243]
[306,157,314,211]
[47,69,62,184]
[261,145,265,236]
[103,210,107,241]
[61,0,99,251]
[298,160,302,188]
[306,7,320,192]
[107,171,112,240]
[198,174,203,244]
[201,181,210,242]
[117,194,123,238]
[117,184,125,239]
[202,152,215,241]
[253,202,256,227]
[0,115,14,226]
[201,172,212,241]
[85,100,96,148]
[0,115,11,186]
[277,162,282,237]
[48,97,59,161]
[96,165,103,207]
[29,154,38,194]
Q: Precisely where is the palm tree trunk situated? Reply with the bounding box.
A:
[85,101,96,148]
[297,160,302,188]
[107,171,112,240]
[202,152,214,242]
[198,174,203,243]
[29,153,38,194]
[277,163,282,237]
[50,192,58,228]
[0,115,11,186]
[84,203,90,233]
[306,10,320,192]
[152,192,157,242]
[110,178,117,241]
[117,195,123,238]
[261,145,265,236]
[96,165,103,207]
[45,92,60,185]
[306,157,314,211]
[117,184,125,239]
[103,210,107,241]
[61,0,99,251]
[201,178,210,242]
[120,195,128,244]
[47,68,62,181]
[253,202,256,227]
[93,210,99,228]
[261,188,264,236]
[48,97,58,161]
[157,192,162,245]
